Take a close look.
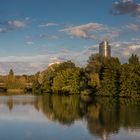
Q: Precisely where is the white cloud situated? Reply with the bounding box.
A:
[122,0,133,2]
[0,49,96,74]
[99,29,122,41]
[8,20,26,28]
[39,33,59,40]
[0,40,139,74]
[0,19,27,34]
[26,41,34,45]
[60,23,135,41]
[111,41,140,61]
[60,23,105,39]
[128,44,140,50]
[39,22,58,27]
[25,17,30,21]
[125,23,140,31]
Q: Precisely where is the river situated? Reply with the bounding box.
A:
[0,94,140,140]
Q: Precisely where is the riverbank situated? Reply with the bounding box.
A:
[7,89,24,93]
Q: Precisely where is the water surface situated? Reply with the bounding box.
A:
[0,94,140,140]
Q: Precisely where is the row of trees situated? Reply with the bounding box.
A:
[0,69,34,90]
[32,54,140,97]
[32,61,86,94]
[0,53,139,96]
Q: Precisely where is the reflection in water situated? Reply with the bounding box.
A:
[0,95,140,140]
[0,95,38,110]
[38,95,85,125]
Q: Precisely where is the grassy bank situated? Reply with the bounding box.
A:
[7,89,24,93]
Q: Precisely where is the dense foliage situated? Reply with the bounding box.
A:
[32,61,86,94]
[32,54,140,97]
[0,54,139,97]
[0,69,34,91]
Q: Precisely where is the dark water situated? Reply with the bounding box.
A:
[0,95,140,140]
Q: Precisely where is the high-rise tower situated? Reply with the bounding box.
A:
[99,41,111,57]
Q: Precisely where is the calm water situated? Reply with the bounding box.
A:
[0,95,140,140]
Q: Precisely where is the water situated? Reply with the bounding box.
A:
[0,94,140,140]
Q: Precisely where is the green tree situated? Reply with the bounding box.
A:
[85,54,110,92]
[41,61,76,93]
[88,73,100,90]
[120,64,140,97]
[52,68,82,94]
[32,72,42,94]
[120,54,140,97]
[129,54,139,65]
[98,57,121,96]
[5,69,26,89]
[9,69,14,76]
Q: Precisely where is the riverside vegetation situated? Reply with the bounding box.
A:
[32,54,140,98]
[0,69,34,93]
[0,54,139,97]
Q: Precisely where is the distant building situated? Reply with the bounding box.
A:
[99,41,111,57]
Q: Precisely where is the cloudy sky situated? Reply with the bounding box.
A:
[0,0,140,74]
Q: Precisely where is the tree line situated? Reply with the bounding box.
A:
[0,69,34,90]
[32,54,140,98]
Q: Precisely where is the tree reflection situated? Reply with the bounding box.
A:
[1,95,140,139]
[38,94,84,125]
[86,98,120,140]
[6,97,14,111]
[37,95,140,139]
[86,98,140,140]
[0,96,38,111]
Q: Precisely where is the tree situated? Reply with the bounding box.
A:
[32,72,42,94]
[98,57,121,97]
[88,73,100,90]
[129,54,139,65]
[9,69,14,76]
[86,54,110,92]
[41,61,77,93]
[5,69,27,89]
[119,54,140,97]
[120,64,140,97]
[52,68,82,94]
[86,54,103,74]
[18,76,27,89]
[5,69,15,89]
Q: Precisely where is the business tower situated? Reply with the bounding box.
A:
[99,41,111,57]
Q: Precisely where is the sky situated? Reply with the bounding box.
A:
[0,0,140,74]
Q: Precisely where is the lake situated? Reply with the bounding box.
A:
[0,94,140,140]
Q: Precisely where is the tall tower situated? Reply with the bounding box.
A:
[99,41,111,57]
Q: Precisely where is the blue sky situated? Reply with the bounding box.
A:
[0,0,140,74]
